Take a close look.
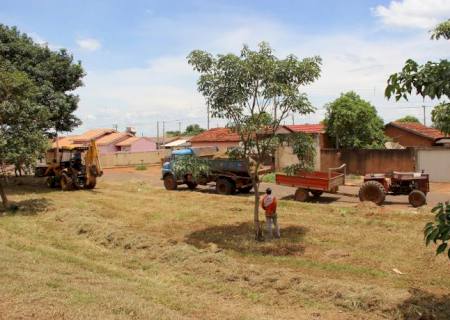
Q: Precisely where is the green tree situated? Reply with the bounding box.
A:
[0,24,84,208]
[188,42,321,239]
[324,92,386,149]
[183,124,205,136]
[396,115,420,123]
[165,130,181,137]
[385,20,450,135]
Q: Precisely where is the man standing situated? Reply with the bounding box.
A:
[261,188,280,239]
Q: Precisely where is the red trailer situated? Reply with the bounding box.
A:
[275,164,346,201]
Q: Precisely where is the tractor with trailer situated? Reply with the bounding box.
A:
[359,171,429,207]
[38,140,103,191]
[162,147,254,195]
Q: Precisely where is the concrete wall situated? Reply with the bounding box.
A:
[385,125,434,147]
[275,134,321,171]
[190,141,239,153]
[320,148,416,175]
[99,150,170,168]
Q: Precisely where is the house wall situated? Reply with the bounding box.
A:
[190,141,239,153]
[385,125,434,147]
[98,144,120,155]
[130,139,157,152]
[416,148,450,182]
[99,150,170,168]
[275,134,321,171]
[320,148,416,175]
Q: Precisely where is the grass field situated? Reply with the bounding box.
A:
[1,178,449,319]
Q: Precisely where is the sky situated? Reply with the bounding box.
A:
[1,0,450,136]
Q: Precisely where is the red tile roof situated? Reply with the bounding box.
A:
[389,122,446,140]
[285,124,325,134]
[115,136,155,146]
[72,128,115,142]
[190,128,240,143]
[96,132,132,145]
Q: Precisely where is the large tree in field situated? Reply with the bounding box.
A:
[0,24,84,208]
[324,92,386,149]
[188,42,321,239]
[385,19,450,135]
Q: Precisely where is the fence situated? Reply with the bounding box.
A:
[99,150,170,168]
[320,148,416,175]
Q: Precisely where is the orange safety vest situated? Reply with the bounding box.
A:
[261,194,277,216]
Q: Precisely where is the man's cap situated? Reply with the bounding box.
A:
[266,187,272,193]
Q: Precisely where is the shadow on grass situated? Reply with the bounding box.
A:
[185,221,308,256]
[1,198,51,216]
[393,288,450,320]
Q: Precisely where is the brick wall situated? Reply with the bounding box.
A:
[384,125,434,147]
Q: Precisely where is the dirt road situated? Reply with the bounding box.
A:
[103,166,450,209]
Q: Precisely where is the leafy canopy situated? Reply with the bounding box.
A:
[385,20,450,135]
[188,42,321,237]
[395,115,420,123]
[324,92,386,149]
[184,124,205,136]
[424,202,450,259]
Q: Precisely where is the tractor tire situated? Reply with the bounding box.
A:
[216,178,235,195]
[310,190,323,198]
[186,181,197,190]
[359,181,385,205]
[409,190,426,207]
[60,174,73,191]
[85,178,97,190]
[46,177,57,188]
[238,186,253,194]
[163,174,177,190]
[294,188,310,202]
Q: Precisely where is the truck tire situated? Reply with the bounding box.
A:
[186,182,197,190]
[60,174,73,191]
[164,174,177,190]
[359,181,385,205]
[295,188,309,202]
[216,178,235,195]
[409,190,426,207]
[310,190,323,198]
[238,186,253,194]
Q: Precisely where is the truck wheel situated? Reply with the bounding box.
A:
[409,190,426,207]
[60,174,73,191]
[164,174,177,190]
[310,190,323,198]
[295,188,309,202]
[186,182,197,190]
[239,186,253,194]
[216,178,235,195]
[359,181,385,205]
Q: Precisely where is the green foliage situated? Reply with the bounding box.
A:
[385,20,450,135]
[261,173,275,183]
[184,124,205,136]
[281,132,316,175]
[324,92,386,149]
[396,115,420,123]
[431,103,450,135]
[166,130,181,137]
[135,164,147,171]
[172,155,210,180]
[424,202,450,259]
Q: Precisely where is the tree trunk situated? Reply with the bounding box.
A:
[0,179,9,209]
[253,177,263,241]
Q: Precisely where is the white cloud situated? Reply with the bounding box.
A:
[28,32,62,50]
[373,0,450,29]
[76,37,101,51]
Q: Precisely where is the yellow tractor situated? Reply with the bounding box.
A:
[43,140,103,191]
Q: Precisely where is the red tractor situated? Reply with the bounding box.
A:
[359,172,429,207]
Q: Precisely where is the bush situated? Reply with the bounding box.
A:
[135,164,147,171]
[424,202,450,259]
[261,173,275,183]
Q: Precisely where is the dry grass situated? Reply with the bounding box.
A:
[0,178,449,320]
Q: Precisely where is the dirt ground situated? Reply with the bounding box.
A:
[103,166,450,209]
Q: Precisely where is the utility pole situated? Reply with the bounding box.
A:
[207,104,210,130]
[113,124,118,131]
[177,120,181,134]
[422,105,427,126]
[162,121,165,146]
[156,121,160,148]
[291,114,295,125]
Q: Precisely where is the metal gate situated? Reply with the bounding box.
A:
[416,149,450,182]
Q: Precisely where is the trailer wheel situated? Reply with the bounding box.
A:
[310,190,323,198]
[60,174,73,191]
[186,182,197,190]
[164,174,177,190]
[216,178,235,195]
[359,181,385,205]
[294,188,309,202]
[409,190,426,207]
